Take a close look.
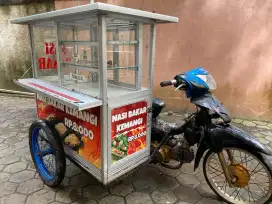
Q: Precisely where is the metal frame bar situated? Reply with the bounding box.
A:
[55,22,62,86]
[107,23,136,27]
[149,24,156,90]
[90,25,99,84]
[112,29,119,84]
[62,62,98,70]
[135,23,143,90]
[28,24,37,78]
[72,27,79,84]
[90,26,98,62]
[107,40,138,45]
[107,66,137,70]
[147,24,156,154]
[98,14,108,184]
[73,29,78,56]
[60,41,99,46]
[106,27,137,32]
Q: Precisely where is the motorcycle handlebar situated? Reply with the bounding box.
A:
[160,80,177,87]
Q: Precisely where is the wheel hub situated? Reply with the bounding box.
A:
[228,164,250,187]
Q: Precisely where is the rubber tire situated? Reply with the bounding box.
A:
[29,120,66,187]
[203,148,272,204]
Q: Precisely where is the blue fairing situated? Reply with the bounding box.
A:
[175,68,231,123]
[176,68,210,98]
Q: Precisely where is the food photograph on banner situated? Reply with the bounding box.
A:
[36,93,101,168]
[111,101,148,164]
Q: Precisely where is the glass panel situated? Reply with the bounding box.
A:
[58,19,99,97]
[58,25,73,41]
[33,25,58,84]
[106,18,138,98]
[107,18,136,41]
[77,29,90,41]
[60,64,99,97]
[107,44,136,69]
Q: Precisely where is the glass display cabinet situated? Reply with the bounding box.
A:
[11,3,178,184]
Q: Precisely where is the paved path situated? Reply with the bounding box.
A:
[0,94,271,204]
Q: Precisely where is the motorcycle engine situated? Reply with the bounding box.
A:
[150,141,171,164]
[151,134,194,164]
[169,134,194,163]
[151,118,195,165]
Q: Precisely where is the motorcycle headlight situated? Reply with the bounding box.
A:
[196,74,217,90]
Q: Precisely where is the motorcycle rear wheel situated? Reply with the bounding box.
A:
[203,147,272,204]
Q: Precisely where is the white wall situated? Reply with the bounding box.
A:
[0,2,54,90]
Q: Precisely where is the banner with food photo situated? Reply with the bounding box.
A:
[111,101,148,163]
[36,94,101,168]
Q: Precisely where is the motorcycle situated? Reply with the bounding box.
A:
[150,68,272,204]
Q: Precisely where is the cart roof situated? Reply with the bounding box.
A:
[10,2,178,25]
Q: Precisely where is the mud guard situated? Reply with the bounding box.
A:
[193,124,272,170]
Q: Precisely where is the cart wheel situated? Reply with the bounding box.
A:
[29,120,66,187]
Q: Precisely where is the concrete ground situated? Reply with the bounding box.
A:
[0,94,271,204]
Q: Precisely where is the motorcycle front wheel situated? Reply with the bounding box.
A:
[203,147,272,204]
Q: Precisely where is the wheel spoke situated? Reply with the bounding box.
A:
[243,152,249,168]
[248,185,261,200]
[229,188,238,197]
[239,154,253,166]
[209,165,223,173]
[249,177,267,195]
[238,190,246,202]
[217,179,228,191]
[234,187,242,200]
[210,172,225,179]
[43,154,56,175]
[250,167,266,177]
[40,147,54,156]
[249,163,260,176]
[209,159,222,167]
[209,160,221,167]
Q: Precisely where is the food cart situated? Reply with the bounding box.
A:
[10,3,178,185]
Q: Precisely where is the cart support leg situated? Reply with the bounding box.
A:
[98,14,108,184]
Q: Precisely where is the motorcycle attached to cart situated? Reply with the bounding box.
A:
[11,3,272,204]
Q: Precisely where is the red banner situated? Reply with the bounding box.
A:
[111,101,147,163]
[36,94,101,168]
